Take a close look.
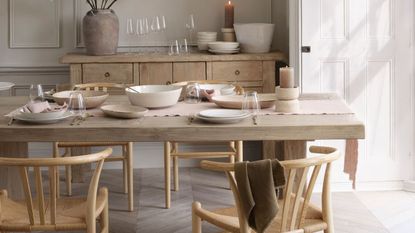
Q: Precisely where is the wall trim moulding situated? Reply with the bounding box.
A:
[0,66,69,76]
[9,0,61,48]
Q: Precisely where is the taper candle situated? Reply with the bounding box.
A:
[279,66,295,88]
[225,1,234,28]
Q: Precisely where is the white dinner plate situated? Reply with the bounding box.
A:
[195,113,250,124]
[101,104,148,119]
[199,109,249,118]
[14,112,73,124]
[208,49,240,54]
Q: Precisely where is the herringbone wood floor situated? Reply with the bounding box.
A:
[54,168,392,233]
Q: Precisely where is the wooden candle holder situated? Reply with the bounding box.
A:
[275,86,300,113]
[222,28,236,42]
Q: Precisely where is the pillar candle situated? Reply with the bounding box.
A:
[225,1,234,28]
[279,66,295,88]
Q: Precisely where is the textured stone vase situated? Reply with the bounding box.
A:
[83,9,119,56]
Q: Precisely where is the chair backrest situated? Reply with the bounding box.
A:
[0,148,112,228]
[202,146,340,233]
[73,82,126,93]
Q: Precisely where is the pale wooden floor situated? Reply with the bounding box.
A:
[59,168,414,233]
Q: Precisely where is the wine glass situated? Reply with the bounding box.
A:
[150,16,161,33]
[185,82,201,104]
[242,91,260,124]
[126,18,135,53]
[68,92,86,117]
[161,15,167,31]
[185,14,195,43]
[29,84,44,103]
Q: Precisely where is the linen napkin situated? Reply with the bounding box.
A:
[234,159,286,233]
[344,139,359,189]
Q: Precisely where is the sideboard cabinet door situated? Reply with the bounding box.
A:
[140,63,173,85]
[173,62,206,83]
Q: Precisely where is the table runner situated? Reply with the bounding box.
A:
[145,99,354,117]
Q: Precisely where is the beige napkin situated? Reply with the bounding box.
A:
[344,139,358,189]
[234,159,286,233]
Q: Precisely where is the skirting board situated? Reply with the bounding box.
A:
[403,180,415,192]
[315,180,404,192]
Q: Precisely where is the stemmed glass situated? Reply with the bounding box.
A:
[242,91,260,125]
[185,14,195,43]
[126,18,135,53]
[151,16,161,32]
[29,84,44,103]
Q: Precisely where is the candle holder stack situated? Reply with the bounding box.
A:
[222,28,236,42]
[275,66,300,113]
[275,86,300,113]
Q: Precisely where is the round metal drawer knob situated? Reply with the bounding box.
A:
[104,72,110,78]
[235,70,241,75]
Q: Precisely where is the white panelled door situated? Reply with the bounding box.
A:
[301,0,414,189]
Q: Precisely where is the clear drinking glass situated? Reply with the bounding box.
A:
[29,84,44,102]
[185,82,201,104]
[68,92,86,116]
[242,91,260,116]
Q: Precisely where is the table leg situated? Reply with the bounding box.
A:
[70,147,91,183]
[0,142,28,199]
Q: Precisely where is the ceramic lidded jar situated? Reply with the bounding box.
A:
[83,9,119,56]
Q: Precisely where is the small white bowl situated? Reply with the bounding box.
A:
[126,85,183,108]
[197,32,217,36]
[207,42,239,50]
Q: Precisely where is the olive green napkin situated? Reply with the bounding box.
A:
[235,159,286,233]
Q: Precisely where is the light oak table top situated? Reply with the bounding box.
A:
[0,94,364,143]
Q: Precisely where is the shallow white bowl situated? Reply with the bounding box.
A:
[53,90,109,109]
[126,85,183,108]
[234,23,275,53]
[208,42,239,50]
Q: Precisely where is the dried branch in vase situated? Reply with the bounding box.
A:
[86,0,118,10]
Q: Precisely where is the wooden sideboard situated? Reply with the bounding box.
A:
[60,51,287,160]
[60,52,286,94]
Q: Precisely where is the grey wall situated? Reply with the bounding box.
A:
[0,0,289,168]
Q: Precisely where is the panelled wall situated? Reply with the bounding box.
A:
[0,0,289,168]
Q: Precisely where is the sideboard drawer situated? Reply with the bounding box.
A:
[83,63,133,84]
[211,61,263,82]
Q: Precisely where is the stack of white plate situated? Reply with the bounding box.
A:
[14,110,72,124]
[207,42,240,54]
[197,32,217,51]
[195,109,250,124]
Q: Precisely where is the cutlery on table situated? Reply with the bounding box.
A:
[7,117,14,126]
[187,114,195,125]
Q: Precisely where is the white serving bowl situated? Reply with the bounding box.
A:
[199,84,235,96]
[234,23,275,53]
[126,85,183,108]
[208,42,239,50]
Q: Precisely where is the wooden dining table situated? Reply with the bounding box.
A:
[0,93,364,198]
